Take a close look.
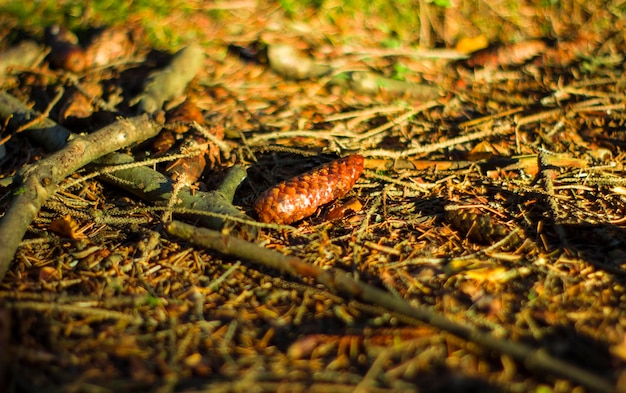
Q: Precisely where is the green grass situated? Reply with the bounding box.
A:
[0,0,442,48]
[276,0,451,43]
[0,0,200,48]
[4,0,617,53]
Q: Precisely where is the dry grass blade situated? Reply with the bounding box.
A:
[5,300,143,324]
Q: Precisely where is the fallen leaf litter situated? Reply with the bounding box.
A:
[1,3,626,392]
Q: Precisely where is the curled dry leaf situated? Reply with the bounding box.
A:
[254,155,364,225]
[45,25,86,72]
[161,99,224,178]
[467,39,547,67]
[45,24,139,72]
[152,99,205,155]
[324,197,363,221]
[166,136,208,183]
[49,214,86,240]
[152,130,176,155]
[166,98,205,134]
[58,80,103,123]
[38,266,61,282]
[84,26,137,68]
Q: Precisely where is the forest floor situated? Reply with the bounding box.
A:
[1,1,626,392]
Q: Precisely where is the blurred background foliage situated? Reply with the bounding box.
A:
[0,1,623,49]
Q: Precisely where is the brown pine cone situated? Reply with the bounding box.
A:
[254,155,364,225]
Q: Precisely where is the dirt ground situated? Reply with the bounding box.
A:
[2,1,626,392]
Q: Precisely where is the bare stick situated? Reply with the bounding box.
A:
[0,41,47,81]
[0,91,70,151]
[0,114,163,282]
[166,220,616,393]
[134,44,205,113]
[267,44,441,99]
[0,91,256,281]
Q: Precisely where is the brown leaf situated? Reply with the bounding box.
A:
[58,81,103,123]
[166,98,205,134]
[49,214,86,240]
[38,266,60,282]
[84,26,137,68]
[167,152,207,183]
[455,35,489,54]
[45,25,86,72]
[324,197,363,221]
[151,130,177,155]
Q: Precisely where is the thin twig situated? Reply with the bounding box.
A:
[191,121,233,155]
[324,105,408,122]
[363,123,513,158]
[539,150,570,250]
[352,102,439,143]
[0,91,70,151]
[15,86,65,134]
[5,300,143,324]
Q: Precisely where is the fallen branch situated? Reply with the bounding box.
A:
[166,219,616,393]
[0,41,47,81]
[94,153,256,239]
[134,44,205,113]
[0,113,164,281]
[0,92,256,282]
[0,91,70,151]
[0,43,213,283]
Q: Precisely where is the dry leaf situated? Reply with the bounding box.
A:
[455,35,489,54]
[84,26,137,68]
[49,214,85,240]
[325,197,363,221]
